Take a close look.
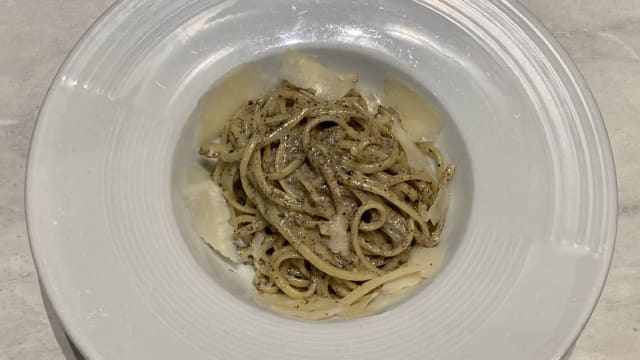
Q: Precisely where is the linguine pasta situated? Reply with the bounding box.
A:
[198,75,454,317]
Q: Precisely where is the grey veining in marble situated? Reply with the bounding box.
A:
[0,0,638,359]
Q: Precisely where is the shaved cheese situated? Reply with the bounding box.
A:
[327,215,350,256]
[235,264,256,285]
[186,167,239,263]
[407,246,446,278]
[281,50,357,101]
[197,64,276,146]
[391,122,431,172]
[425,187,450,225]
[358,86,381,114]
[384,76,443,142]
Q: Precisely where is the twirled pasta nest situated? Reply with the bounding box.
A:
[200,81,454,307]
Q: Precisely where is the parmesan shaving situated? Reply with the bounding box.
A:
[281,50,357,101]
[186,167,239,263]
[384,76,443,142]
[424,187,450,225]
[391,122,431,172]
[407,246,446,278]
[197,64,275,146]
[358,86,381,114]
[235,264,256,285]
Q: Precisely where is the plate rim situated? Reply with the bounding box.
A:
[26,1,127,359]
[504,0,618,357]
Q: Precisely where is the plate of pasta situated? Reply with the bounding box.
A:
[27,1,616,359]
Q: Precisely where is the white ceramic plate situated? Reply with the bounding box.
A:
[27,1,617,359]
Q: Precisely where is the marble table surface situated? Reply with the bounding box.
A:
[1,0,638,359]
